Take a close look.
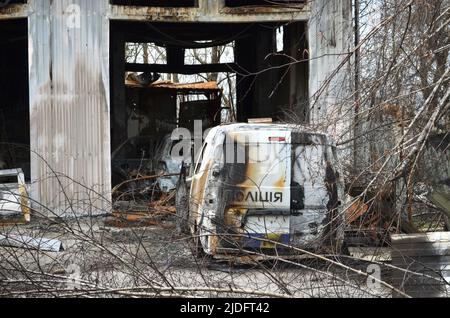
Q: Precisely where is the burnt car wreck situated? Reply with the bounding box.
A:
[176,123,345,258]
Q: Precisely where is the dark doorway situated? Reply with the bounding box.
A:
[0,19,30,180]
[109,20,309,188]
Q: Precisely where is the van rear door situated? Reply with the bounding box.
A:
[222,130,292,248]
[290,135,334,248]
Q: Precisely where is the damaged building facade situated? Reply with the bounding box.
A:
[0,0,353,217]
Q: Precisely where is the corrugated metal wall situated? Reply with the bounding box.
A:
[308,0,353,141]
[28,0,111,216]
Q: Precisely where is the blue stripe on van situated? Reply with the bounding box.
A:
[242,233,290,249]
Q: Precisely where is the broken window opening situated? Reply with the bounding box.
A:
[126,42,167,65]
[185,43,235,65]
[276,26,284,52]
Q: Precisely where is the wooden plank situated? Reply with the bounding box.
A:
[391,232,450,297]
[390,241,450,250]
[391,270,450,280]
[394,286,449,298]
[391,284,448,295]
[391,280,448,288]
[392,255,450,263]
[392,261,450,271]
[392,247,450,258]
[391,279,448,287]
[391,232,450,244]
[391,277,448,286]
[399,290,449,298]
[395,291,449,298]
[392,267,450,275]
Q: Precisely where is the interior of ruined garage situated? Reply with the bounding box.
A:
[0,19,30,181]
[110,20,309,187]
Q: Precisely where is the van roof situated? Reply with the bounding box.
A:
[212,123,336,146]
[218,122,322,133]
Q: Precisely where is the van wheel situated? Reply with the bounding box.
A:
[175,176,189,235]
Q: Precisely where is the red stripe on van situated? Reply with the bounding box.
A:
[269,137,286,142]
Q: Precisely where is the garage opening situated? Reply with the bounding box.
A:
[0,19,30,181]
[109,20,309,198]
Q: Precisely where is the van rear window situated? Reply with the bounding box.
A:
[222,141,290,184]
[223,141,288,165]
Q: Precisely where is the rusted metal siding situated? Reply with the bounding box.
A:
[29,0,111,216]
[109,0,309,22]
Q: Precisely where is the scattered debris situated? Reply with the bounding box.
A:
[106,192,176,229]
[127,72,160,86]
[346,199,369,225]
[0,169,30,225]
[347,247,391,262]
[0,234,63,252]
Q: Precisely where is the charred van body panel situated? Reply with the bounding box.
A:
[188,123,344,257]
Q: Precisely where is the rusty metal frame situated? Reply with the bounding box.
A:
[0,1,309,29]
[108,0,309,22]
[0,3,28,20]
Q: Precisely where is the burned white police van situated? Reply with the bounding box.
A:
[176,123,344,258]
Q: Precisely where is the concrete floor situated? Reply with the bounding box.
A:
[0,216,393,298]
